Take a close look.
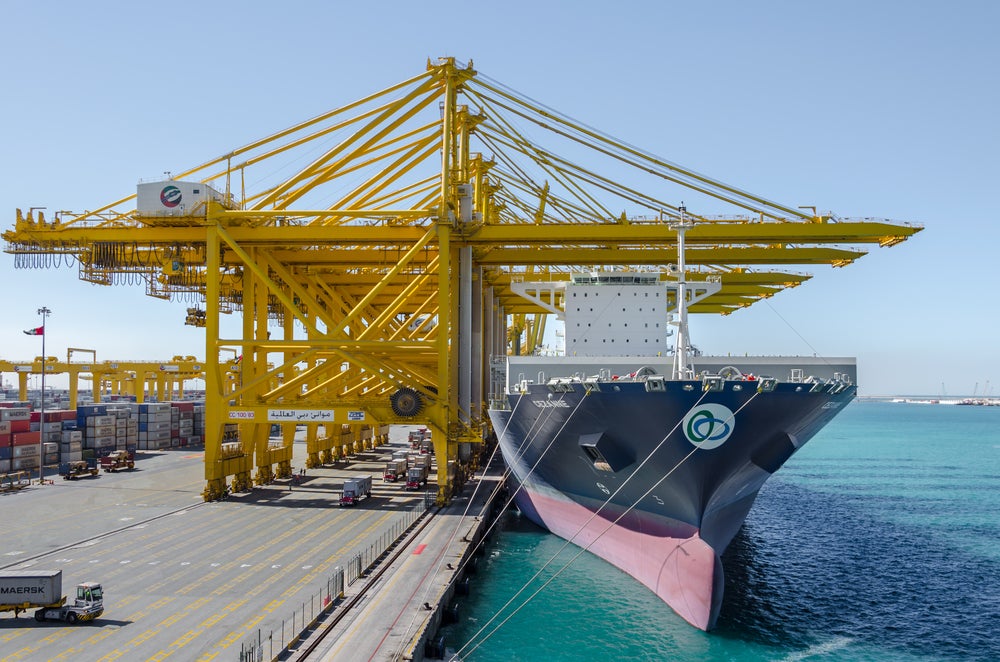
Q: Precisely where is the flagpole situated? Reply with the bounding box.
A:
[37,306,50,486]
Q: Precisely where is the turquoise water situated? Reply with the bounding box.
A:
[443,400,1000,661]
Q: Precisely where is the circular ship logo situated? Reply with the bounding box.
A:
[683,403,735,450]
[160,185,182,208]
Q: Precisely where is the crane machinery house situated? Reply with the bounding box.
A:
[136,180,229,218]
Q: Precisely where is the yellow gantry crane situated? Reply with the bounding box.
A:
[3,58,921,501]
[0,351,209,409]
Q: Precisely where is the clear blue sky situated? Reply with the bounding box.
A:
[1,1,996,396]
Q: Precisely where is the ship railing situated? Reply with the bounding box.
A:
[702,375,725,392]
[757,377,779,393]
[546,378,576,393]
[644,376,666,392]
[488,397,510,410]
[831,371,852,385]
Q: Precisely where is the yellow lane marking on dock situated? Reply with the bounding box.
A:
[0,647,35,662]
[46,624,118,661]
[211,509,349,592]
[41,629,72,645]
[218,627,250,649]
[35,489,412,660]
[114,594,143,609]
[158,611,186,628]
[155,595,212,628]
[201,509,402,656]
[237,612,266,632]
[145,598,227,660]
[124,595,177,624]
[197,599,246,630]
[97,502,346,659]
[262,598,284,614]
[211,598,284,653]
[126,627,161,648]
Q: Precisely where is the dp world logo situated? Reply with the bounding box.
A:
[160,185,182,208]
[683,403,735,450]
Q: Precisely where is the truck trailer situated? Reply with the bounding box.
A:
[405,465,428,490]
[383,459,407,482]
[0,570,103,623]
[340,475,373,506]
[409,453,432,469]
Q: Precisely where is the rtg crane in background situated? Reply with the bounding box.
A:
[0,351,210,409]
[3,58,921,502]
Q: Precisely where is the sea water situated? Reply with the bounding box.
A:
[443,400,1000,661]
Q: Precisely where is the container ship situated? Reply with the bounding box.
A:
[487,264,856,630]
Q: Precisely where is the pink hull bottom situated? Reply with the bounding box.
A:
[525,489,722,630]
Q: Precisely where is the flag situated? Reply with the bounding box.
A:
[23,326,44,336]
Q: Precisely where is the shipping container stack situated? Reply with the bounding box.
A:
[134,402,172,450]
[193,403,205,445]
[1,404,34,474]
[107,405,138,456]
[77,403,114,460]
[0,397,209,473]
[32,409,76,468]
[169,401,196,447]
[61,417,83,466]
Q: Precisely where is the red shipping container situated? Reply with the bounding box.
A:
[13,431,41,446]
[10,420,30,433]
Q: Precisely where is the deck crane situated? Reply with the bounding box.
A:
[3,58,921,502]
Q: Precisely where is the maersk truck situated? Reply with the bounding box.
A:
[0,570,103,623]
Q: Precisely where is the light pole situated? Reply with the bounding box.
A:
[36,306,50,485]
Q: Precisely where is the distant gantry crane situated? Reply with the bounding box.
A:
[0,351,208,409]
[3,58,921,501]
